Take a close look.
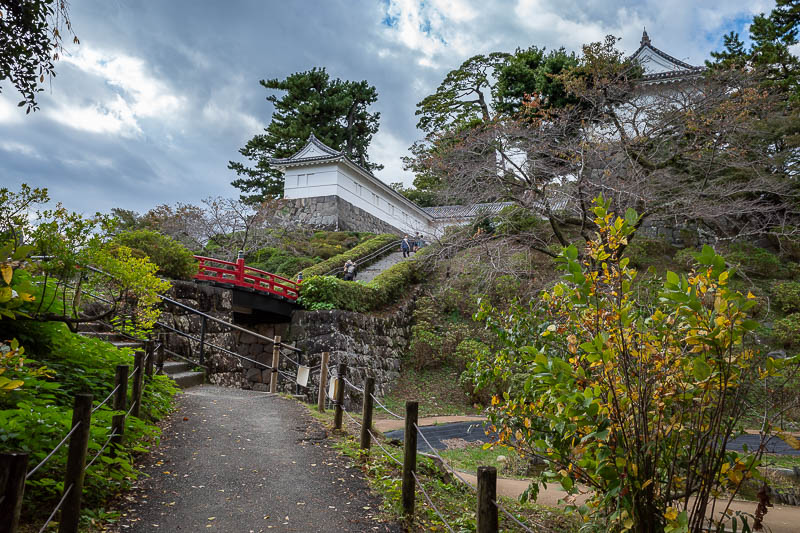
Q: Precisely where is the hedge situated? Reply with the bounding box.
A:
[113,229,198,280]
[299,249,426,311]
[299,233,398,278]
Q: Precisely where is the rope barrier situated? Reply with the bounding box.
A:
[414,423,477,492]
[342,377,364,394]
[369,393,403,420]
[125,401,137,418]
[412,470,456,533]
[366,428,403,466]
[280,351,301,368]
[37,483,73,533]
[92,384,121,413]
[128,365,140,380]
[342,406,362,427]
[84,433,119,471]
[26,421,82,480]
[493,499,536,533]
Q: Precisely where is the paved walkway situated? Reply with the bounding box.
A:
[355,251,407,283]
[113,386,400,532]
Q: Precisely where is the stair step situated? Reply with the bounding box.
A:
[162,360,193,374]
[111,342,144,350]
[168,370,205,389]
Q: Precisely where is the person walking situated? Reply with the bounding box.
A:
[343,259,357,281]
[400,235,411,258]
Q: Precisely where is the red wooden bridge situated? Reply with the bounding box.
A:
[193,255,299,301]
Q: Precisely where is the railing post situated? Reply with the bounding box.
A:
[317,351,330,413]
[198,315,207,366]
[145,340,155,378]
[236,250,245,284]
[59,394,93,533]
[360,377,375,450]
[333,363,347,430]
[0,452,28,533]
[157,338,165,374]
[477,466,498,533]
[402,400,418,517]
[111,364,129,455]
[269,336,281,394]
[131,351,144,419]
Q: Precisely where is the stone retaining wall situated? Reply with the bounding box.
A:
[285,195,402,235]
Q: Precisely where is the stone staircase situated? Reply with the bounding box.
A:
[356,251,408,283]
[77,322,205,389]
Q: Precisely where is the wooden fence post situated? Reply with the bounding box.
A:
[477,466,498,533]
[359,377,375,450]
[333,363,346,430]
[0,452,28,533]
[402,400,418,517]
[157,337,165,374]
[317,351,330,413]
[131,351,144,419]
[111,364,129,455]
[270,336,281,393]
[145,340,154,378]
[59,394,93,533]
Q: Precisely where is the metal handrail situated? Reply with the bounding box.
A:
[322,239,401,277]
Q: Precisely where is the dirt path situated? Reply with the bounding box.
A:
[113,386,400,532]
[457,473,800,533]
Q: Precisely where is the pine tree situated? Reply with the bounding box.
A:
[229,68,381,203]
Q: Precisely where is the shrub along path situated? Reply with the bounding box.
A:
[112,386,401,532]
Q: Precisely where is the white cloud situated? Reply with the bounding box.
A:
[49,94,141,137]
[0,141,42,159]
[0,96,24,125]
[370,130,415,187]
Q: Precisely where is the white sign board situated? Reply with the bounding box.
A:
[296,365,310,388]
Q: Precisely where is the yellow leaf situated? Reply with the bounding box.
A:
[665,507,678,521]
[778,432,800,450]
[0,264,11,285]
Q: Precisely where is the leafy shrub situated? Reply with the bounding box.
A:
[725,242,785,278]
[772,281,800,313]
[299,251,422,312]
[623,236,675,269]
[494,205,544,235]
[774,313,800,348]
[300,233,397,278]
[674,247,698,270]
[114,229,197,280]
[469,198,792,531]
[0,322,178,519]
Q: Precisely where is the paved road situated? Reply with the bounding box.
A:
[114,386,400,532]
[387,421,800,455]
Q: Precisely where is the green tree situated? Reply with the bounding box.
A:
[495,46,579,115]
[0,0,78,113]
[229,68,381,203]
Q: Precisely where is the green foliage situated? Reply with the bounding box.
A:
[407,295,475,370]
[299,254,420,312]
[0,0,78,113]
[622,236,675,269]
[495,46,580,115]
[230,68,381,202]
[300,233,397,278]
[772,281,800,313]
[0,321,177,518]
[774,312,800,347]
[113,229,197,280]
[494,204,544,235]
[725,242,788,278]
[469,197,794,531]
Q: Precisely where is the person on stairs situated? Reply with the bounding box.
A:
[401,235,411,258]
[343,259,357,281]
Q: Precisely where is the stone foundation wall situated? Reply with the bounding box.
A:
[285,195,402,235]
[286,293,416,407]
[160,281,245,387]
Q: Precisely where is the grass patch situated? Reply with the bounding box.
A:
[439,443,545,481]
[376,365,480,419]
[301,399,579,533]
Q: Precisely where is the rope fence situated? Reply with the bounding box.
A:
[412,471,456,533]
[93,384,120,413]
[25,421,82,480]
[37,483,73,533]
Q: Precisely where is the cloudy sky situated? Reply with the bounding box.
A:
[0,0,775,215]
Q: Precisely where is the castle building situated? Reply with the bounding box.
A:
[272,31,702,236]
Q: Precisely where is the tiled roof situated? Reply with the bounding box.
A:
[422,202,514,219]
[629,29,705,84]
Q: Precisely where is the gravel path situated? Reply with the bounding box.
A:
[114,386,401,532]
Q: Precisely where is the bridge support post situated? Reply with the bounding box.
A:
[269,336,281,393]
[317,352,330,412]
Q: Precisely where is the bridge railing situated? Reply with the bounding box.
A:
[194,256,299,301]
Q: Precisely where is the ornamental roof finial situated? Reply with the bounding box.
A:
[641,27,651,47]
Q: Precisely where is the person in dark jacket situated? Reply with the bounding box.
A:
[343,259,357,281]
[400,235,411,258]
